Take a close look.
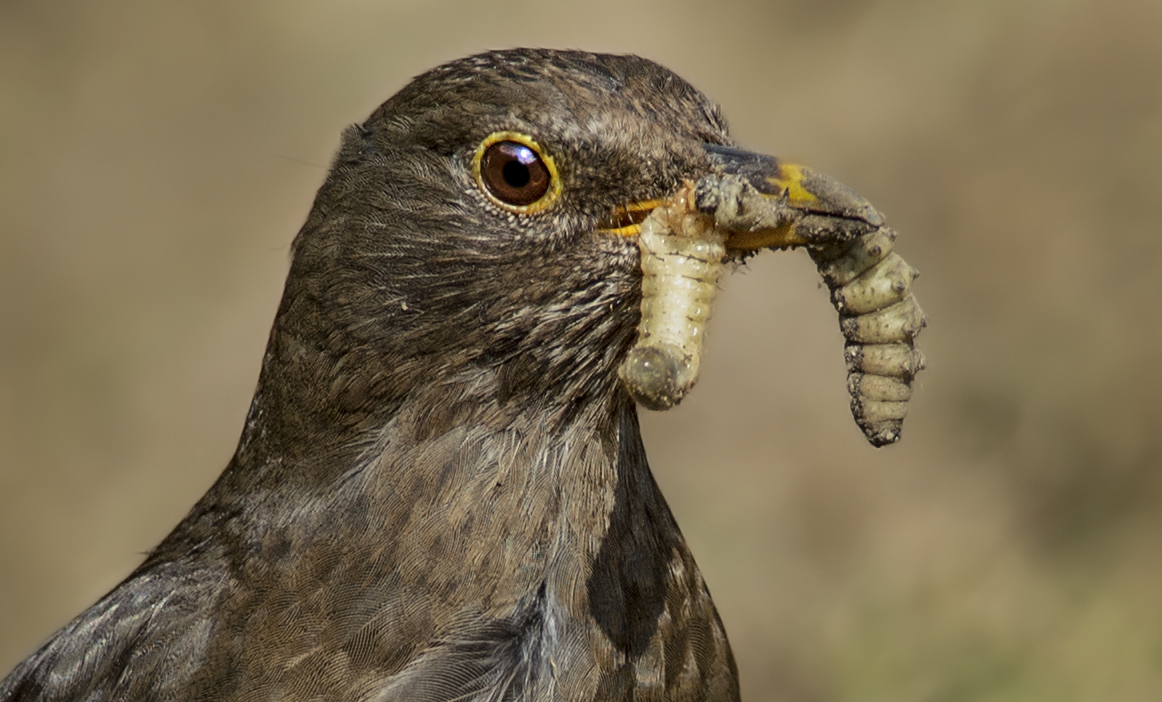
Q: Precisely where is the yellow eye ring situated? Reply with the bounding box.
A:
[472,131,562,214]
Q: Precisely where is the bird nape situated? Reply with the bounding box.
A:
[1,49,924,701]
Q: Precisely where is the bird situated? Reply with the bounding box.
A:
[0,48,893,701]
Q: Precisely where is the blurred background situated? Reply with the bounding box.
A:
[2,0,1160,699]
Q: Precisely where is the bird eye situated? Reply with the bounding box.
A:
[473,132,560,212]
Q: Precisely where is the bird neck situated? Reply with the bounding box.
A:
[178,375,682,622]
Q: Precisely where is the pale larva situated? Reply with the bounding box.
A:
[683,165,926,447]
[618,182,727,411]
[810,228,927,446]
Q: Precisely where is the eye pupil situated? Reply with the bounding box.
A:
[479,139,553,208]
[502,160,531,188]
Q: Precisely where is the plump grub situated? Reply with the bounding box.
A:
[622,171,927,446]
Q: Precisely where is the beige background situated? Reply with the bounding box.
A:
[2,0,1160,699]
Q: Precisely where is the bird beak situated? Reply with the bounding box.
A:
[700,143,885,251]
[597,144,884,251]
[596,198,669,237]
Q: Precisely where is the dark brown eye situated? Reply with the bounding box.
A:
[479,140,552,207]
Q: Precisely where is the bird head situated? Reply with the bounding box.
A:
[240,49,877,463]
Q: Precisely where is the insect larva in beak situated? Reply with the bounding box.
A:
[811,228,927,446]
[692,168,927,446]
[619,183,726,411]
[623,167,927,447]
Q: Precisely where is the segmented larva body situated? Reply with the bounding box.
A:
[618,184,726,411]
[620,170,926,447]
[810,227,927,446]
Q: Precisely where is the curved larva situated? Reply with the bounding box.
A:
[811,227,927,446]
[619,172,927,446]
[619,184,726,411]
